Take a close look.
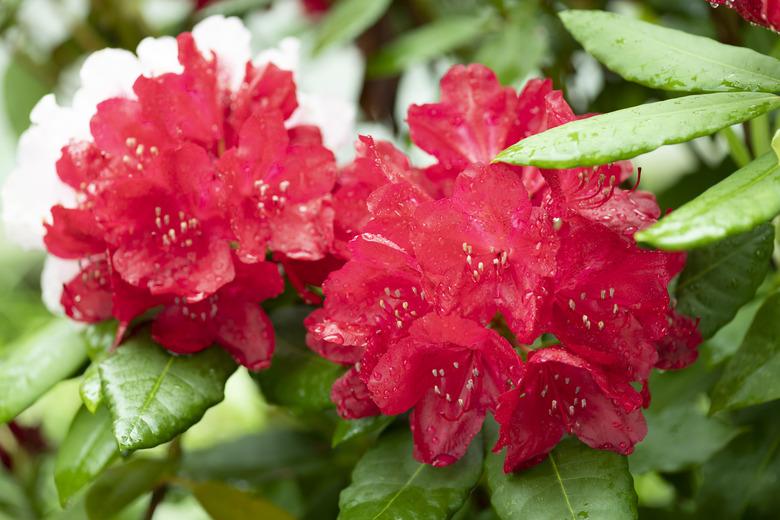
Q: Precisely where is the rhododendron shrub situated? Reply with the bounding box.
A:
[2,2,779,518]
[307,64,701,471]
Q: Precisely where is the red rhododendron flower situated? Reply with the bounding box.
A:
[709,0,780,32]
[494,347,646,472]
[307,62,702,472]
[41,26,337,369]
[369,314,522,466]
[541,216,680,380]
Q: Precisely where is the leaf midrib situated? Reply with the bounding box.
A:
[123,356,175,441]
[549,452,577,520]
[370,464,425,520]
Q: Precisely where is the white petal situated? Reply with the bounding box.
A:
[193,15,251,91]
[254,37,300,75]
[2,95,79,250]
[136,35,183,77]
[287,93,356,153]
[298,43,363,107]
[41,256,80,316]
[72,49,142,114]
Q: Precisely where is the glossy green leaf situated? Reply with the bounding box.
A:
[675,225,773,338]
[711,291,780,412]
[81,321,117,361]
[495,92,780,168]
[255,307,344,411]
[338,429,483,519]
[79,363,102,413]
[560,10,780,93]
[54,406,118,506]
[99,334,236,452]
[487,437,637,520]
[85,458,170,520]
[704,297,764,366]
[332,415,395,447]
[190,481,295,520]
[368,13,493,78]
[332,415,394,447]
[696,402,780,518]
[314,0,392,53]
[629,366,737,474]
[0,320,87,423]
[636,154,780,249]
[182,430,330,485]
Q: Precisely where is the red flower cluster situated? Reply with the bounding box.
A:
[44,32,337,370]
[306,64,701,472]
[710,0,780,31]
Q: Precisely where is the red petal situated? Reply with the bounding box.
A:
[61,259,114,323]
[331,368,380,419]
[408,64,518,169]
[215,302,275,371]
[655,311,701,370]
[132,33,222,147]
[410,393,485,467]
[228,63,297,143]
[44,206,105,259]
[494,346,646,472]
[152,303,215,355]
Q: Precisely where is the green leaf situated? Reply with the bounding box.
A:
[314,0,392,53]
[0,470,35,520]
[194,0,272,20]
[54,406,118,506]
[332,416,394,447]
[189,481,295,520]
[255,307,344,411]
[636,154,780,249]
[703,297,764,366]
[495,92,780,168]
[559,10,780,93]
[629,366,737,474]
[772,129,780,162]
[338,429,483,519]
[367,13,494,78]
[82,321,117,361]
[99,334,236,452]
[84,458,170,520]
[711,291,780,412]
[696,403,780,518]
[675,225,773,338]
[487,437,637,520]
[79,363,102,413]
[0,320,87,423]
[3,57,48,136]
[475,5,547,85]
[182,430,330,485]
